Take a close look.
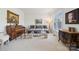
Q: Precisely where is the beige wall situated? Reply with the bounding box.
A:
[24,13,52,28]
[51,8,79,32]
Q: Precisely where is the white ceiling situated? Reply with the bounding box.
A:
[20,8,56,15]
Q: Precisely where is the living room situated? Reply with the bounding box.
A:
[0,8,79,51]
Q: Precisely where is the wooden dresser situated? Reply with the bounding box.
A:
[59,30,79,50]
[6,25,25,40]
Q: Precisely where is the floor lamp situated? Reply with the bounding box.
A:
[47,19,52,33]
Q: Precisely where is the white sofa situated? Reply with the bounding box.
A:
[0,32,9,46]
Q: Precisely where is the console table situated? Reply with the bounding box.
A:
[59,30,79,50]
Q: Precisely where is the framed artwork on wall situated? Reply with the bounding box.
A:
[35,19,42,24]
[65,8,79,24]
[7,10,19,24]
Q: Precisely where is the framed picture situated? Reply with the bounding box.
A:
[7,10,19,24]
[35,19,42,24]
[65,8,79,24]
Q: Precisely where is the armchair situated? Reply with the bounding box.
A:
[0,32,9,46]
